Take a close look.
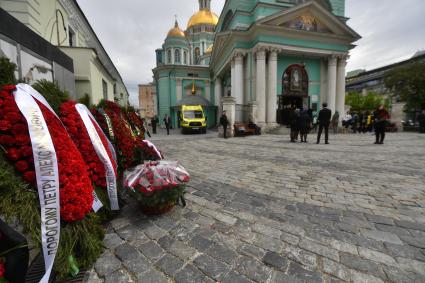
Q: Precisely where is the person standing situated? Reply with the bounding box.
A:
[298,109,311,143]
[418,110,425,133]
[151,115,159,134]
[316,103,332,144]
[374,105,390,144]
[219,111,229,138]
[163,114,171,135]
[331,111,339,134]
[290,108,300,142]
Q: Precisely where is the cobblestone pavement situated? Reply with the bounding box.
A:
[85,132,425,283]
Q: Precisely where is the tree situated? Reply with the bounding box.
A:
[346,91,389,113]
[0,57,17,87]
[385,62,425,111]
[32,79,69,114]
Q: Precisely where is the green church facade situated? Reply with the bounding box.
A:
[153,0,360,130]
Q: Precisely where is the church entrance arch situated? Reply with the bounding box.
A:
[277,64,309,125]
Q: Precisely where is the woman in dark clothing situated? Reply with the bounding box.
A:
[374,105,390,144]
[298,110,311,143]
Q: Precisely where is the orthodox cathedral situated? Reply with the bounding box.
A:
[152,0,360,130]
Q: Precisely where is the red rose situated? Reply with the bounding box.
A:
[2,85,16,92]
[0,120,11,131]
[15,160,29,172]
[19,146,33,157]
[23,171,36,184]
[6,148,20,160]
[0,258,5,278]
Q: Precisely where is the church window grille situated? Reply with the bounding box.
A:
[167,50,172,64]
[175,49,181,63]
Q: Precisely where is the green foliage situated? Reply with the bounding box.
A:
[385,62,425,110]
[32,79,69,114]
[78,94,92,108]
[127,106,136,113]
[0,154,104,280]
[131,185,185,210]
[0,57,17,87]
[346,91,390,113]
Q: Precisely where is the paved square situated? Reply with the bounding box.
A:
[86,132,425,283]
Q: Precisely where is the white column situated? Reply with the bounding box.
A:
[176,79,182,101]
[267,49,278,123]
[327,56,337,113]
[336,56,347,122]
[171,48,175,64]
[234,53,244,105]
[215,77,222,120]
[222,96,236,137]
[320,59,327,106]
[214,78,222,106]
[231,59,235,98]
[256,48,267,124]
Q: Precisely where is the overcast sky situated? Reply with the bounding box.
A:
[76,0,425,106]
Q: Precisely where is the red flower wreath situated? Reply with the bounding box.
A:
[0,85,94,222]
[92,101,136,171]
[135,137,163,161]
[59,101,117,189]
[0,258,5,280]
[127,111,145,138]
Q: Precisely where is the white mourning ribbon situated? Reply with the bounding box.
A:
[86,109,117,163]
[17,84,59,119]
[17,84,103,212]
[75,104,119,210]
[143,140,163,160]
[14,88,60,283]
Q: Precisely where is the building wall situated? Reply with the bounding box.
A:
[90,58,114,103]
[60,46,115,104]
[0,7,76,96]
[138,84,157,119]
[1,0,129,107]
[277,55,321,104]
[0,0,71,47]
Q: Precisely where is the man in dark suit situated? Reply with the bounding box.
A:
[163,114,171,135]
[316,103,332,144]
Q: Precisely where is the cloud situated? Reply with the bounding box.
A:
[76,0,425,106]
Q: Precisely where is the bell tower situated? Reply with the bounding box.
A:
[198,0,211,10]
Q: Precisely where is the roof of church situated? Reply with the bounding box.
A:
[176,95,212,106]
[187,9,219,28]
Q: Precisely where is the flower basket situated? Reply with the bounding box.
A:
[124,161,190,215]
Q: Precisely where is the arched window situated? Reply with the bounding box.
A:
[183,51,187,65]
[194,47,200,65]
[175,49,181,63]
[167,50,172,64]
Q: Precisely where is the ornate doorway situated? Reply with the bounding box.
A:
[277,64,309,125]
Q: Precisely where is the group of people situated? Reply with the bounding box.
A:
[289,108,313,143]
[148,115,171,136]
[292,104,391,144]
[288,103,332,144]
[341,111,379,134]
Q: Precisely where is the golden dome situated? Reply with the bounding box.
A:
[187,9,219,28]
[205,44,213,54]
[167,20,185,38]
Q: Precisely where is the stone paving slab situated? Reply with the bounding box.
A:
[85,132,425,283]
